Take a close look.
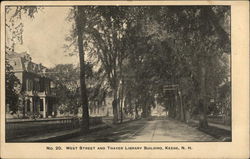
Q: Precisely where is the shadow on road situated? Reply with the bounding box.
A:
[65,118,220,142]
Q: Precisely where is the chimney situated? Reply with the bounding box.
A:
[42,68,46,74]
[24,61,29,71]
[38,63,41,72]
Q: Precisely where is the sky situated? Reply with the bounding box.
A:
[13,7,78,68]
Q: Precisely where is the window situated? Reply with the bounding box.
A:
[34,78,40,91]
[40,78,45,92]
[40,99,44,111]
[26,79,29,91]
[26,79,35,91]
[27,100,30,112]
[30,80,33,91]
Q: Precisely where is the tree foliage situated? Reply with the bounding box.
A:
[64,6,230,126]
[5,6,40,115]
[5,59,21,114]
[6,6,230,127]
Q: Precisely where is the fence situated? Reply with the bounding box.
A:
[6,117,103,141]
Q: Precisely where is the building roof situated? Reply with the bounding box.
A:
[6,51,48,75]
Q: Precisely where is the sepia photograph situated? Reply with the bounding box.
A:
[4,5,232,143]
[1,1,249,158]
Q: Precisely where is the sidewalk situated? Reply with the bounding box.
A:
[189,119,231,141]
[8,123,109,142]
[190,119,231,131]
[102,117,137,127]
[7,117,136,142]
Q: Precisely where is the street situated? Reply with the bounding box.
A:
[65,118,216,142]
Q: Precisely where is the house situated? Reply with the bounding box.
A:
[6,51,56,118]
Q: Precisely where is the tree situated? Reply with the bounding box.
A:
[6,7,40,51]
[155,6,230,127]
[80,6,131,123]
[48,64,80,115]
[48,63,95,116]
[120,6,231,125]
[65,6,231,127]
[5,59,20,114]
[6,6,40,116]
[74,6,90,132]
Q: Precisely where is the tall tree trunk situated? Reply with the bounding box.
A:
[182,96,186,122]
[120,99,123,123]
[112,87,119,124]
[169,94,175,118]
[135,103,139,119]
[179,91,185,121]
[75,7,89,132]
[142,99,148,118]
[22,97,25,118]
[120,80,124,123]
[167,96,171,118]
[165,99,169,117]
[175,92,180,120]
[199,56,208,128]
[73,101,78,116]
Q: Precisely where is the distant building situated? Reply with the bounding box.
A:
[6,51,56,118]
[87,90,113,117]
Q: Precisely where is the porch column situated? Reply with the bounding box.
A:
[24,97,27,116]
[30,97,33,112]
[24,98,27,112]
[43,97,46,118]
